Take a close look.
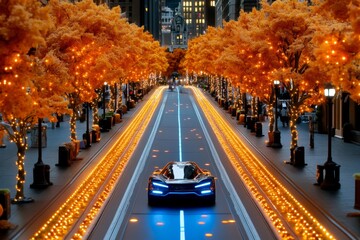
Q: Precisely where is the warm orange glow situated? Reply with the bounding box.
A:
[31,87,165,239]
[192,86,334,239]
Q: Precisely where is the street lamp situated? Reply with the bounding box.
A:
[100,82,109,132]
[103,82,107,120]
[321,83,341,190]
[30,118,52,188]
[272,79,282,148]
[85,103,91,148]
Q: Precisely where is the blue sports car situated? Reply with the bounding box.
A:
[147,161,216,205]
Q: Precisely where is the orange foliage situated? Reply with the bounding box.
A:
[0,0,69,202]
[184,0,360,153]
[165,48,186,78]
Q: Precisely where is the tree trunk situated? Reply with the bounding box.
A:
[289,107,299,150]
[11,120,33,203]
[268,104,275,133]
[70,109,77,141]
[14,144,26,201]
[91,100,99,125]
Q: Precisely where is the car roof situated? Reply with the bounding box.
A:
[162,161,201,179]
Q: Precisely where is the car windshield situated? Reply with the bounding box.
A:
[163,162,199,179]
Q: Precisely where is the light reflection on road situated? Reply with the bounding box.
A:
[125,207,238,240]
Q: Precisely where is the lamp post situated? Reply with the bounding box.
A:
[321,84,341,190]
[272,80,282,148]
[31,118,52,188]
[100,82,109,132]
[114,83,118,113]
[103,82,107,120]
[85,103,91,148]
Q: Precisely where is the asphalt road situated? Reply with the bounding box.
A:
[87,87,277,240]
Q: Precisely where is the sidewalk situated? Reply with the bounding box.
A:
[0,104,142,239]
[210,96,360,239]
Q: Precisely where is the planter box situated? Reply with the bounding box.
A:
[91,124,101,142]
[114,114,122,123]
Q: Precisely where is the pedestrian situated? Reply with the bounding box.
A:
[0,113,6,148]
[309,116,314,148]
[280,107,288,127]
[0,126,6,148]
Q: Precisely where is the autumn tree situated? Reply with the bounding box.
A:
[311,0,360,102]
[45,0,131,140]
[184,0,360,160]
[183,27,227,97]
[0,0,69,202]
[216,13,278,138]
[164,48,186,79]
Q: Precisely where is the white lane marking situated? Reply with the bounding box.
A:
[177,87,186,240]
[190,93,261,240]
[178,86,183,162]
[104,93,168,240]
[180,210,185,240]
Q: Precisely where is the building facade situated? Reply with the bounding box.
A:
[161,6,174,47]
[215,0,259,27]
[181,0,206,38]
[143,0,162,40]
[169,10,188,52]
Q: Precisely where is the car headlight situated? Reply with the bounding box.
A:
[195,181,211,188]
[152,182,169,188]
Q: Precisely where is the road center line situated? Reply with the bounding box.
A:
[177,87,186,240]
[180,210,185,240]
[178,86,183,162]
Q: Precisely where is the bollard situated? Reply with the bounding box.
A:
[293,146,306,167]
[57,145,71,167]
[246,116,252,129]
[30,164,52,188]
[255,122,263,137]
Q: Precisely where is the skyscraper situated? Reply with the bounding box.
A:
[181,0,215,39]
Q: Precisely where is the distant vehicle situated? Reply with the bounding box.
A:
[147,161,216,206]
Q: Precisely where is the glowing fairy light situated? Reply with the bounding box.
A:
[191,87,334,239]
[31,87,164,239]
